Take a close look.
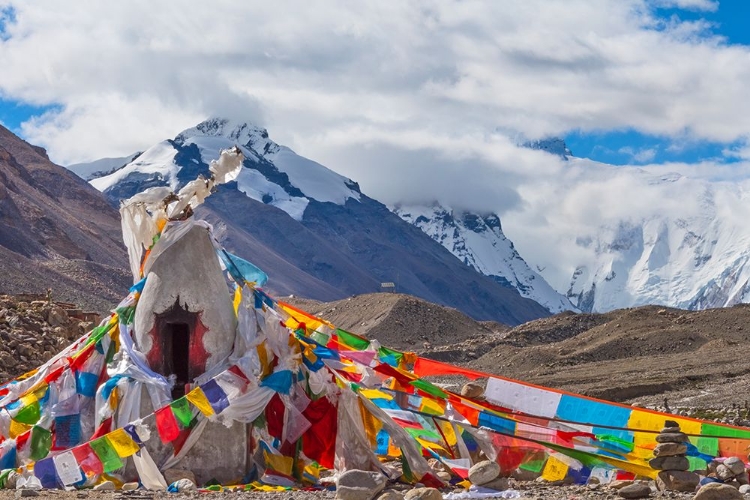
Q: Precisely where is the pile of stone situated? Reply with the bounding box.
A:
[0,295,95,382]
[708,456,748,487]
[650,421,699,492]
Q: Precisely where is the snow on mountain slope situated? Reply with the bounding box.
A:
[93,118,360,220]
[394,204,576,313]
[497,153,750,313]
[66,152,141,180]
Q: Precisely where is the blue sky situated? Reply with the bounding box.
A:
[564,1,750,165]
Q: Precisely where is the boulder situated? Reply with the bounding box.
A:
[609,480,635,490]
[163,468,197,486]
[460,382,484,399]
[656,470,699,492]
[649,456,690,471]
[655,432,689,443]
[653,442,687,457]
[511,468,540,481]
[46,306,68,327]
[617,482,652,498]
[404,488,442,500]
[724,457,746,476]
[337,470,388,500]
[693,482,743,500]
[468,460,500,486]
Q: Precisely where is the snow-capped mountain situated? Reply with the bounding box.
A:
[89,118,550,326]
[563,170,750,312]
[67,152,141,180]
[394,204,576,313]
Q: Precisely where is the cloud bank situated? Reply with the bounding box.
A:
[1,0,749,291]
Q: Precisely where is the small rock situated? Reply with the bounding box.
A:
[655,432,689,443]
[15,490,39,498]
[693,482,743,499]
[171,478,196,492]
[460,382,484,399]
[609,480,635,490]
[435,471,451,482]
[3,471,19,489]
[122,482,139,491]
[93,481,116,491]
[479,477,509,491]
[724,457,746,476]
[337,470,388,500]
[649,456,690,471]
[617,482,651,499]
[468,460,500,486]
[377,491,405,500]
[739,483,750,494]
[716,463,735,481]
[404,487,442,500]
[653,442,688,457]
[511,468,540,481]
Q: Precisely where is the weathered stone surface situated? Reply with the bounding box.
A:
[47,306,68,327]
[404,488,442,500]
[736,471,748,485]
[649,456,690,471]
[461,382,484,399]
[739,483,750,494]
[656,470,699,492]
[377,491,405,500]
[617,482,651,499]
[653,442,687,457]
[480,477,510,492]
[93,481,115,491]
[435,471,451,482]
[724,457,746,476]
[337,470,388,500]
[122,482,139,491]
[716,464,735,481]
[655,432,688,443]
[163,468,197,487]
[468,460,500,485]
[693,482,743,500]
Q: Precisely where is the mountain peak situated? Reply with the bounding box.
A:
[523,137,572,159]
[179,118,277,156]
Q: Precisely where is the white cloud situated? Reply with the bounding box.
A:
[650,0,718,11]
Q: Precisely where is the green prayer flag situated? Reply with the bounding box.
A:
[14,401,40,425]
[409,379,448,399]
[378,346,404,361]
[702,423,750,439]
[170,397,193,428]
[115,306,136,326]
[30,426,52,461]
[337,329,370,351]
[90,436,124,473]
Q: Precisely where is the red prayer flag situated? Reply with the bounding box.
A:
[72,443,104,476]
[155,406,180,443]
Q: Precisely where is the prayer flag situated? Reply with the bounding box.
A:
[200,379,230,414]
[187,387,215,417]
[90,436,124,473]
[106,428,140,458]
[30,425,52,460]
[260,370,293,395]
[53,451,84,486]
[170,398,193,428]
[54,414,81,449]
[72,443,103,476]
[336,329,370,351]
[155,406,181,443]
[33,457,59,488]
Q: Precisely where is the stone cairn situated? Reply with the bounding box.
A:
[650,420,699,492]
[703,456,748,488]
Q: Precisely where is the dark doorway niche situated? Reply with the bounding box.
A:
[151,299,199,400]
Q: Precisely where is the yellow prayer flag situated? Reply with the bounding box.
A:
[359,389,394,401]
[541,456,568,482]
[20,393,38,407]
[233,287,242,315]
[187,387,215,417]
[9,419,31,438]
[106,428,140,458]
[419,397,445,416]
[438,420,458,447]
[263,451,294,476]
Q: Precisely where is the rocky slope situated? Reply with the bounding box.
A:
[88,118,550,326]
[0,125,130,311]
